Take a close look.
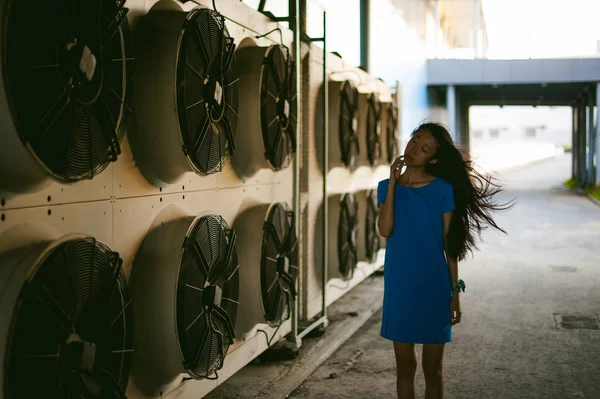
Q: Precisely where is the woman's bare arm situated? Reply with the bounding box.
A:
[377,180,397,237]
[443,211,458,282]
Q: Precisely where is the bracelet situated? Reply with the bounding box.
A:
[452,279,466,293]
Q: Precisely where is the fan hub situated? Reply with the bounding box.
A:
[202,285,223,310]
[276,256,290,274]
[203,76,225,117]
[60,38,103,105]
[277,97,290,129]
[61,332,97,373]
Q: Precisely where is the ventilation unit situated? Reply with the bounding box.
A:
[0,225,132,398]
[355,189,381,264]
[366,93,382,167]
[232,44,297,178]
[327,79,359,170]
[233,202,298,337]
[314,193,358,283]
[0,0,134,194]
[130,205,239,393]
[133,1,239,184]
[385,101,399,164]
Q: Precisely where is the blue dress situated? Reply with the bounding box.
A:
[377,177,456,344]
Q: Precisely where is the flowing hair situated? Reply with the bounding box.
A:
[414,122,514,261]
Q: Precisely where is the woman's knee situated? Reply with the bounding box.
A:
[422,363,443,380]
[393,342,417,379]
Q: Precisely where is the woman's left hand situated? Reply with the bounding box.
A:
[450,294,462,325]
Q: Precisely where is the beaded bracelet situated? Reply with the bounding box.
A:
[452,279,466,293]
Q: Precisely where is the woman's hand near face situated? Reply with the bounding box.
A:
[390,156,405,182]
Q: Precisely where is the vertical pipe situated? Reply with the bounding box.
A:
[321,9,329,325]
[290,0,301,346]
[360,0,370,72]
[588,88,595,187]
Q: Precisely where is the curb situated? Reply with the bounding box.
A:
[587,194,600,207]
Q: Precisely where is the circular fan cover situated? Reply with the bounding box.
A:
[177,215,239,379]
[339,81,359,168]
[261,203,298,327]
[365,190,381,263]
[4,0,134,182]
[177,8,239,175]
[366,94,382,167]
[337,193,358,281]
[386,102,399,163]
[260,45,297,171]
[5,237,133,398]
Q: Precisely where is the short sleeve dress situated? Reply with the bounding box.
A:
[377,177,456,344]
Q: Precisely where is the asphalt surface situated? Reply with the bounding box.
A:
[289,154,600,399]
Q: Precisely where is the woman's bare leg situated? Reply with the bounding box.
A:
[422,343,445,399]
[393,342,417,399]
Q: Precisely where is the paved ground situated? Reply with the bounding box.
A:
[289,154,600,399]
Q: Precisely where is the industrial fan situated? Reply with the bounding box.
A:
[261,203,298,326]
[337,193,359,281]
[233,202,298,337]
[134,2,239,184]
[386,101,399,163]
[366,93,382,167]
[339,80,360,168]
[365,189,381,263]
[178,214,239,378]
[0,230,133,399]
[233,44,297,177]
[130,206,239,390]
[0,0,133,192]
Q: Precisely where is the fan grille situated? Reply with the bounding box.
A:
[338,193,358,281]
[366,94,382,167]
[339,81,359,168]
[177,214,239,379]
[5,237,133,399]
[260,45,297,171]
[5,0,133,182]
[386,102,399,163]
[177,8,239,175]
[365,190,381,263]
[261,203,298,327]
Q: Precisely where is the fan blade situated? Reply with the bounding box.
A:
[107,4,129,40]
[104,252,123,300]
[26,283,72,330]
[286,124,297,154]
[279,270,297,298]
[183,237,211,277]
[222,37,236,74]
[265,221,282,250]
[219,115,235,155]
[36,89,71,142]
[212,307,236,343]
[95,98,122,161]
[191,112,211,153]
[218,229,237,283]
[277,211,298,257]
[193,23,213,74]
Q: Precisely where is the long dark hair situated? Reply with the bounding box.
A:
[414,122,513,261]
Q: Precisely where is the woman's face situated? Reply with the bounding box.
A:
[403,129,439,167]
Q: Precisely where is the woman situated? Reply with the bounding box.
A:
[377,122,511,399]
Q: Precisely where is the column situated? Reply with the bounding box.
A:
[596,84,600,186]
[588,88,595,187]
[447,85,457,143]
[579,98,587,185]
[572,105,578,181]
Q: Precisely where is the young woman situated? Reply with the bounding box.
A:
[377,122,511,399]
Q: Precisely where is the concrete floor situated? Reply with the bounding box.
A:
[289,154,600,399]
